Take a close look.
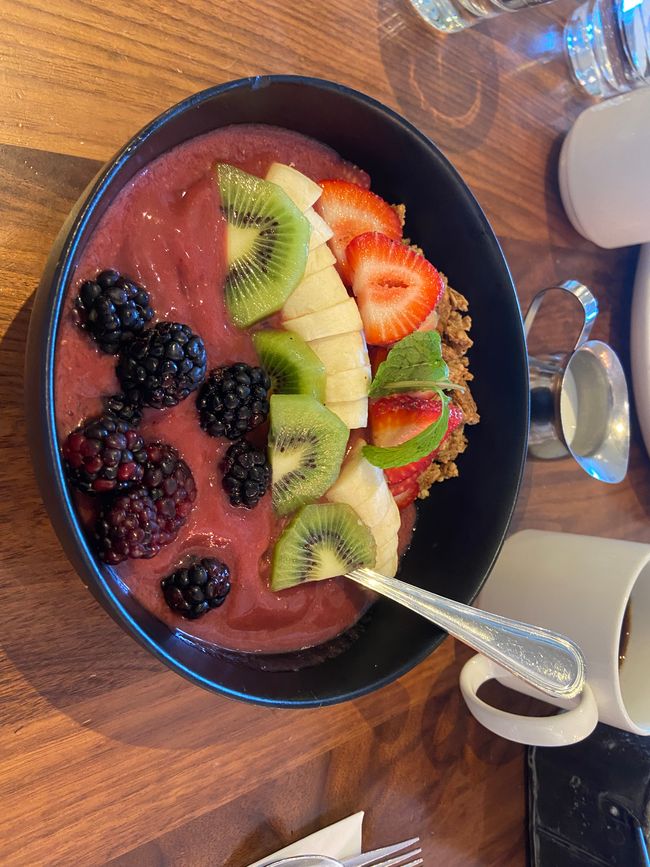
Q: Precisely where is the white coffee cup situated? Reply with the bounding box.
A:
[460,530,650,746]
[558,87,650,249]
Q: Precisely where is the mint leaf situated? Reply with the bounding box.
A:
[363,396,450,469]
[368,331,460,397]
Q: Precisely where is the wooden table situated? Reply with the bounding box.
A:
[0,1,647,864]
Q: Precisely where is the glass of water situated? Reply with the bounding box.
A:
[408,0,557,33]
[565,0,650,97]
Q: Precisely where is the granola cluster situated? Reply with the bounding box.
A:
[418,276,479,498]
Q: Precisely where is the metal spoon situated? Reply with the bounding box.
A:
[346,567,585,700]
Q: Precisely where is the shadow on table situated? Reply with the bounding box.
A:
[376,0,500,155]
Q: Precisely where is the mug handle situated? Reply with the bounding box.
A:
[524,280,598,350]
[459,654,599,747]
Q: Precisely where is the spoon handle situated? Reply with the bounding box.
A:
[346,568,585,700]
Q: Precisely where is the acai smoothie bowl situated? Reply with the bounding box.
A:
[26,77,528,706]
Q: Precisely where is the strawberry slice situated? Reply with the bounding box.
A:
[370,395,463,508]
[385,453,434,487]
[347,233,445,346]
[370,394,446,448]
[368,345,389,377]
[432,402,464,452]
[389,475,420,510]
[316,181,402,284]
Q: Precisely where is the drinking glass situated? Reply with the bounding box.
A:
[408,0,557,33]
[565,0,650,97]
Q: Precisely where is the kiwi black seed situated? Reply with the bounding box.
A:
[269,394,348,517]
[215,164,310,328]
[270,503,376,591]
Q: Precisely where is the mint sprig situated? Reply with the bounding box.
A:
[368,331,461,397]
[363,331,459,470]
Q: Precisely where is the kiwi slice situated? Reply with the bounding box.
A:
[253,329,326,402]
[215,164,310,328]
[271,503,376,591]
[269,394,348,516]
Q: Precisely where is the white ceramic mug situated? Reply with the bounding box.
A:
[460,530,650,747]
[558,87,650,249]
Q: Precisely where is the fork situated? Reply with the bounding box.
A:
[265,837,422,867]
[343,836,422,866]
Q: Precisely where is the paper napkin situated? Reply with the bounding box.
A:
[246,811,364,867]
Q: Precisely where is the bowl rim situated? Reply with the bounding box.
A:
[27,74,529,706]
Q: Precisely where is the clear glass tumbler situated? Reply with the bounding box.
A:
[408,0,557,33]
[565,0,650,97]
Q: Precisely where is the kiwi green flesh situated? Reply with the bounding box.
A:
[271,503,376,591]
[215,164,310,328]
[269,394,348,517]
[253,330,325,402]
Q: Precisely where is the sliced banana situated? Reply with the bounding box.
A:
[326,440,400,573]
[305,207,334,250]
[282,266,349,321]
[325,365,371,403]
[375,540,399,578]
[308,331,370,375]
[327,440,385,511]
[272,185,370,430]
[265,163,323,211]
[284,297,362,342]
[364,484,401,535]
[326,398,368,430]
[303,244,337,279]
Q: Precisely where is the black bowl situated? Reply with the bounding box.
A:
[25,75,528,707]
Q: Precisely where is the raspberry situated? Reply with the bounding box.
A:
[62,415,146,495]
[117,321,207,409]
[75,269,154,354]
[161,557,231,619]
[142,443,197,543]
[196,363,270,440]
[221,439,271,508]
[94,487,162,564]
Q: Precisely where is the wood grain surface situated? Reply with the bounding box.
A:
[0,1,647,864]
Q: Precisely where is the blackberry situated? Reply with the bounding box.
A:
[94,487,162,564]
[142,443,197,543]
[161,557,231,619]
[196,363,271,440]
[75,269,154,354]
[103,393,142,428]
[62,415,146,495]
[117,321,207,409]
[221,439,271,508]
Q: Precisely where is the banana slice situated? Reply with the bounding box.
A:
[375,538,399,578]
[304,244,337,279]
[326,398,368,429]
[308,331,370,375]
[365,485,401,534]
[284,297,362,342]
[265,163,322,211]
[305,207,334,249]
[325,365,371,403]
[327,440,400,565]
[282,266,349,321]
[327,440,385,510]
